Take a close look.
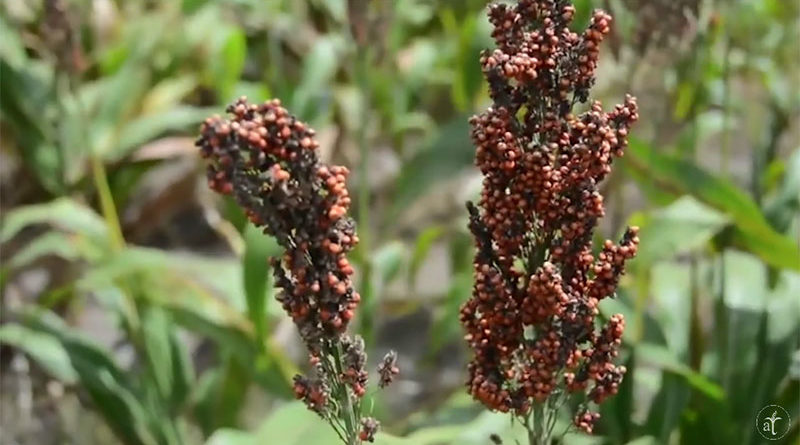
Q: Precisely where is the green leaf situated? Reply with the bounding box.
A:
[0,323,78,384]
[194,356,251,434]
[392,116,472,216]
[252,402,340,444]
[644,372,691,443]
[600,352,636,443]
[637,343,724,400]
[716,250,800,432]
[408,226,444,285]
[649,263,692,359]
[141,306,176,406]
[5,231,103,270]
[429,271,471,356]
[291,35,347,119]
[241,402,413,445]
[630,195,730,266]
[110,106,216,162]
[0,198,108,244]
[626,138,800,270]
[624,437,659,445]
[93,65,151,157]
[140,75,199,114]
[242,225,281,342]
[0,59,62,193]
[765,148,800,233]
[205,429,257,445]
[167,329,194,411]
[18,307,159,445]
[76,247,295,397]
[451,10,491,110]
[209,28,247,101]
[373,241,407,287]
[231,81,272,104]
[0,16,27,66]
[77,247,257,353]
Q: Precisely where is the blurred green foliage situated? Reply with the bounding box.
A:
[1,0,798,444]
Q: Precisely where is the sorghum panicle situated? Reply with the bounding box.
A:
[198,98,359,345]
[461,0,639,435]
[197,98,398,443]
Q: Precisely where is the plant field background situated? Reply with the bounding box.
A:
[1,1,798,444]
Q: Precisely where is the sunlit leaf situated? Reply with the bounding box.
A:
[627,138,800,270]
[0,323,78,384]
[630,196,730,266]
[0,198,108,245]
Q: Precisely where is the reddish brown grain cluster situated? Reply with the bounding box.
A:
[460,0,639,434]
[197,98,396,443]
[197,97,359,348]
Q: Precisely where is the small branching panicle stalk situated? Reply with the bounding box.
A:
[196,98,398,444]
[461,1,640,444]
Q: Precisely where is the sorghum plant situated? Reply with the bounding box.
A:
[460,1,639,443]
[196,98,398,444]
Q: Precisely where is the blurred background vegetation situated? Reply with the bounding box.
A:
[0,0,798,444]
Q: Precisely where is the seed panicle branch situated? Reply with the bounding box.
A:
[196,98,398,444]
[461,1,640,442]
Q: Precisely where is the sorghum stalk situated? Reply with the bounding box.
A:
[460,1,640,443]
[197,98,398,444]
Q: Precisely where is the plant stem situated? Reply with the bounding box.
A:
[354,42,375,345]
[331,343,360,444]
[91,156,126,251]
[523,403,550,445]
[688,255,704,371]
